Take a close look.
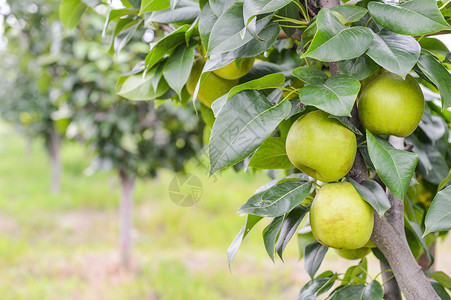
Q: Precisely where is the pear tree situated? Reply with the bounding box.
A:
[65,0,451,298]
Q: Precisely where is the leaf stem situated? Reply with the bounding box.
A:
[440,0,451,10]
[382,274,396,286]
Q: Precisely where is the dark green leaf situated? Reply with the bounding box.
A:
[338,55,379,81]
[145,25,189,71]
[292,67,328,85]
[117,72,169,101]
[243,0,291,23]
[416,52,451,109]
[227,214,263,268]
[348,178,391,217]
[328,115,362,136]
[420,38,450,61]
[228,73,286,100]
[366,28,421,79]
[263,216,284,262]
[405,219,434,266]
[424,185,451,236]
[276,205,309,260]
[59,0,87,29]
[438,169,451,191]
[209,90,291,174]
[342,258,367,286]
[302,9,373,62]
[163,44,195,97]
[304,240,328,279]
[248,137,294,169]
[238,181,312,217]
[145,0,200,23]
[361,280,383,300]
[366,131,418,199]
[430,279,451,300]
[198,3,217,49]
[330,5,368,22]
[139,0,170,15]
[255,173,312,194]
[208,3,271,55]
[329,284,365,300]
[368,0,451,35]
[426,271,451,290]
[297,225,315,260]
[299,75,360,116]
[298,271,337,300]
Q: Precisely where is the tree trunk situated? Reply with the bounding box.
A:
[119,169,135,270]
[48,126,61,194]
[380,261,402,300]
[316,1,440,297]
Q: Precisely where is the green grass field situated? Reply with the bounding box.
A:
[0,122,450,300]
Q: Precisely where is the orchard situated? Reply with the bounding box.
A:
[1,0,451,299]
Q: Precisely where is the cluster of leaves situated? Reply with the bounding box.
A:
[61,0,451,298]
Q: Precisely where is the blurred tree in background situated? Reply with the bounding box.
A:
[0,0,204,268]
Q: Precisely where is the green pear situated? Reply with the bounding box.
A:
[213,58,255,80]
[358,72,424,137]
[285,110,357,182]
[365,240,376,248]
[310,182,374,249]
[336,247,371,260]
[186,60,238,108]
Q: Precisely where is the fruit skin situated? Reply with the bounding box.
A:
[358,72,424,137]
[213,58,255,80]
[186,60,238,107]
[285,110,357,182]
[310,182,374,249]
[336,247,371,260]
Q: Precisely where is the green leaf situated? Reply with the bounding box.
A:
[276,205,309,260]
[139,0,170,15]
[209,90,291,174]
[304,240,328,279]
[366,28,421,79]
[263,216,284,262]
[366,131,418,199]
[438,169,451,191]
[228,73,286,100]
[162,44,195,97]
[367,0,451,35]
[297,226,315,260]
[348,178,391,217]
[329,284,366,300]
[145,1,200,23]
[341,259,367,286]
[420,38,451,61]
[59,0,87,29]
[248,137,294,169]
[424,185,451,236]
[302,9,373,62]
[292,67,328,85]
[198,3,217,49]
[299,75,360,116]
[426,271,451,290]
[338,55,379,81]
[243,0,291,23]
[117,72,169,101]
[238,181,312,217]
[429,279,451,300]
[416,52,451,109]
[361,281,383,300]
[405,219,434,266]
[328,115,362,137]
[103,9,139,35]
[227,214,263,268]
[298,271,337,300]
[330,5,368,22]
[144,25,189,71]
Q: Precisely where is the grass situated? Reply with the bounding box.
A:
[0,122,450,300]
